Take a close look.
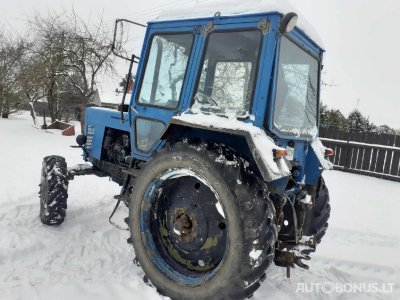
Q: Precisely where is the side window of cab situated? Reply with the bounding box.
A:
[137,33,194,109]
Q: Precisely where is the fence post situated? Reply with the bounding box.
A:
[342,132,352,170]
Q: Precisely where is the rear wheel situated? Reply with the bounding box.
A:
[303,177,330,243]
[39,156,69,225]
[129,141,277,300]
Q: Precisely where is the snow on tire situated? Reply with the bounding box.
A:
[39,156,69,225]
[129,141,277,300]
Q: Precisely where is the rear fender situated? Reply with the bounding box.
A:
[161,116,290,192]
[304,139,333,186]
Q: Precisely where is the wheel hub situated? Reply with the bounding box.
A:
[172,208,198,243]
[167,197,208,252]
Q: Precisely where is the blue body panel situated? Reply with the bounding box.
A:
[85,107,130,160]
[84,12,325,188]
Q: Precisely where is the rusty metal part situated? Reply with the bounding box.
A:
[274,248,312,273]
[271,195,286,231]
[274,236,316,277]
[274,249,296,268]
[172,208,198,243]
[258,19,270,34]
[204,22,215,37]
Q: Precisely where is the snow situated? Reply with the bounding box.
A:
[300,194,312,205]
[275,124,319,140]
[249,249,263,260]
[173,228,181,236]
[173,111,291,181]
[1,111,400,299]
[311,138,334,170]
[99,92,131,105]
[156,0,324,48]
[320,137,400,151]
[215,201,225,218]
[0,112,160,300]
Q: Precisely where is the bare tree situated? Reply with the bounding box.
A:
[29,12,69,122]
[28,10,114,125]
[0,31,26,118]
[18,51,47,124]
[61,11,114,109]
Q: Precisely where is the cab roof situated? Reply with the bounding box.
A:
[155,0,324,49]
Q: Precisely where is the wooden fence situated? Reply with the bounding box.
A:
[319,128,400,182]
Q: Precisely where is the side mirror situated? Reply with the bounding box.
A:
[112,19,147,62]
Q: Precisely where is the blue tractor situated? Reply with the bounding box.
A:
[39,5,333,299]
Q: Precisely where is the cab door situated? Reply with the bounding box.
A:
[129,25,199,160]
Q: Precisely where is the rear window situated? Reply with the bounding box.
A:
[273,36,319,137]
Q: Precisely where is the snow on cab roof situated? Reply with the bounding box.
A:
[156,0,324,49]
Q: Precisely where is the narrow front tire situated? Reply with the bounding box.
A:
[39,156,69,225]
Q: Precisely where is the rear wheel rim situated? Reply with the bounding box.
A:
[140,169,228,286]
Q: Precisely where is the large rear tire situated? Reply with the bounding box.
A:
[303,177,330,244]
[39,156,69,225]
[129,141,277,300]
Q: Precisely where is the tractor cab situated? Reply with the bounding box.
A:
[84,7,328,191]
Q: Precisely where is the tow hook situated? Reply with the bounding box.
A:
[274,236,316,278]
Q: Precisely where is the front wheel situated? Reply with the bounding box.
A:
[129,142,277,300]
[39,156,69,225]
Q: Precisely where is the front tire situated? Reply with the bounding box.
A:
[129,141,277,300]
[39,156,69,225]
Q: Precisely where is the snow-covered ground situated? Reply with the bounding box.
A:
[0,112,399,300]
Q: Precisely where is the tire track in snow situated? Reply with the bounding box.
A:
[0,191,137,294]
[326,228,400,248]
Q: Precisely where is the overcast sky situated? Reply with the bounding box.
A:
[1,0,399,128]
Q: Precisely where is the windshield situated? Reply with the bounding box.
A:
[273,36,319,137]
[193,30,262,117]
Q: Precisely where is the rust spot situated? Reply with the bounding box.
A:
[172,208,198,243]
